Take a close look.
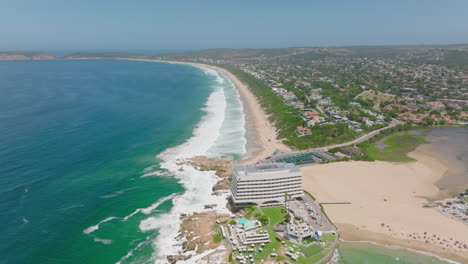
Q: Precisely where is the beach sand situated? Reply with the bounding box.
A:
[208,65,291,164]
[129,59,291,164]
[302,145,468,263]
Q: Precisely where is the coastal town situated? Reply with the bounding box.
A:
[174,151,468,264]
[4,1,468,264]
[161,46,468,136]
[3,46,468,264]
[174,160,340,264]
[153,46,468,264]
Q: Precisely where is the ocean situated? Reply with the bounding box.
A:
[337,242,456,264]
[0,59,245,264]
[0,59,459,264]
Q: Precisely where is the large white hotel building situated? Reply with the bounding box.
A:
[230,163,303,208]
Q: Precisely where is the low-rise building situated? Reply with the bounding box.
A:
[296,126,312,136]
[306,115,325,126]
[317,97,333,106]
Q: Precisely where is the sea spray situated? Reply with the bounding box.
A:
[122,193,177,222]
[0,59,220,264]
[137,66,246,263]
[206,68,247,157]
[83,216,120,235]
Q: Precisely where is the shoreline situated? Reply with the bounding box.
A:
[129,58,289,262]
[66,57,287,262]
[71,58,466,263]
[337,225,465,263]
[118,58,291,164]
[338,239,461,264]
[302,144,468,263]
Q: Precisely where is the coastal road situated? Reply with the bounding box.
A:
[311,118,402,152]
[267,119,402,162]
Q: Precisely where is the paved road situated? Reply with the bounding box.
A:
[267,119,402,162]
[311,118,402,152]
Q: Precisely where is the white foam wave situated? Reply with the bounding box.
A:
[141,170,171,178]
[57,204,85,211]
[94,237,113,245]
[198,66,225,84]
[101,188,137,199]
[136,66,245,263]
[122,193,177,222]
[115,239,150,264]
[206,71,246,157]
[83,216,119,235]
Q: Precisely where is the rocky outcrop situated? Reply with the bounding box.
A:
[178,156,234,191]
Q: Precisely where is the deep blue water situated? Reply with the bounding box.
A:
[0,59,457,264]
[0,59,215,264]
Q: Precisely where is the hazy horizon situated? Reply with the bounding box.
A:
[1,0,468,51]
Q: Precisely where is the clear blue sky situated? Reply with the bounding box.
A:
[1,0,467,51]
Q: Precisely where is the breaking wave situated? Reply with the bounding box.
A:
[135,65,246,263]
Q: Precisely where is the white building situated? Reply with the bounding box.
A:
[231,163,303,208]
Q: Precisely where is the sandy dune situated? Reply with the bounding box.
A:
[302,146,468,262]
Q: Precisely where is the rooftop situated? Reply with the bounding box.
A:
[234,163,300,175]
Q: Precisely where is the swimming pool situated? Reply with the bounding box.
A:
[238,218,255,228]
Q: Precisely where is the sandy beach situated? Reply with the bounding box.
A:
[125,58,290,164]
[114,58,468,262]
[176,62,290,164]
[302,145,468,263]
[208,65,291,164]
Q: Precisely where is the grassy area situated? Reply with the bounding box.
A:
[233,206,333,264]
[245,205,263,219]
[297,249,329,264]
[213,232,223,243]
[249,207,285,262]
[364,133,427,162]
[321,233,336,243]
[221,65,359,150]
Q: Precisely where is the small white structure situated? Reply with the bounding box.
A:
[314,230,323,241]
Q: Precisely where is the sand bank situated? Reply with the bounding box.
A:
[302,145,468,263]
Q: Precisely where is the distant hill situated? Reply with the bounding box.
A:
[64,52,148,59]
[159,44,468,68]
[441,50,468,69]
[0,51,56,60]
[7,44,463,68]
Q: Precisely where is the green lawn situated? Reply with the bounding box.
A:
[249,207,285,262]
[364,133,427,162]
[213,232,223,243]
[297,249,329,264]
[233,206,332,264]
[321,233,336,243]
[223,66,360,150]
[245,205,263,219]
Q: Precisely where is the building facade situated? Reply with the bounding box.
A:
[231,163,303,208]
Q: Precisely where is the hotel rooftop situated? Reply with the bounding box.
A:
[231,163,303,208]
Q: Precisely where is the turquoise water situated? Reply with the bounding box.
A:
[0,59,246,264]
[238,218,255,228]
[338,242,455,264]
[0,59,461,264]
